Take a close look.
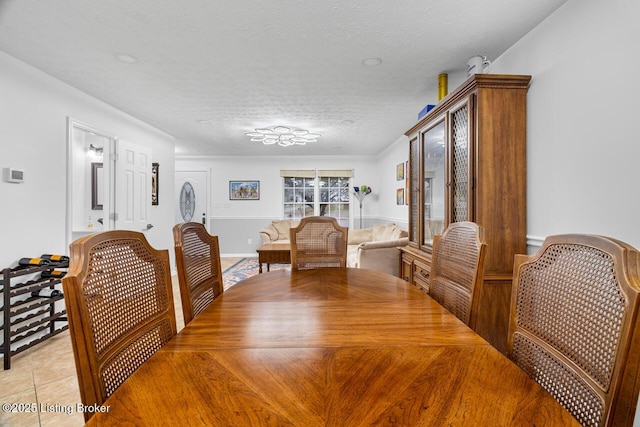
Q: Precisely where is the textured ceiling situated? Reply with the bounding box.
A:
[0,0,567,156]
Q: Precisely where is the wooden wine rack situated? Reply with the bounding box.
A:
[1,261,69,370]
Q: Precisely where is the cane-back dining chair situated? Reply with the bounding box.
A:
[290,216,348,270]
[62,230,177,422]
[508,234,640,427]
[173,222,224,325]
[429,221,487,328]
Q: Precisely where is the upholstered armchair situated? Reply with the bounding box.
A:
[347,223,408,276]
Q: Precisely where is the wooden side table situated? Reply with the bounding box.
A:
[256,244,291,273]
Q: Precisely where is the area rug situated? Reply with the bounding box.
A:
[222,257,290,289]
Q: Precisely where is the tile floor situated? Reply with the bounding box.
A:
[0,257,243,427]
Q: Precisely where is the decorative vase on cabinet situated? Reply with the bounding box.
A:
[400,74,531,354]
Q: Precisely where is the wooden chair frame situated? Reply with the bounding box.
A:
[429,221,487,328]
[173,222,224,324]
[508,234,640,426]
[62,230,176,422]
[290,216,348,270]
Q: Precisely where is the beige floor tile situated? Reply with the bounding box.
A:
[39,411,84,427]
[31,334,76,387]
[221,257,243,270]
[0,350,34,399]
[0,388,40,427]
[35,374,82,424]
[171,275,185,332]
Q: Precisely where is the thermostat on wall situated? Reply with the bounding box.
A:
[4,168,24,183]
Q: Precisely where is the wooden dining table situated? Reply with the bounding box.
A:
[86,268,578,426]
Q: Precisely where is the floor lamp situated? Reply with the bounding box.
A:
[353,185,372,229]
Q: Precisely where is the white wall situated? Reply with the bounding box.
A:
[489,0,640,250]
[490,0,640,422]
[176,154,408,255]
[0,51,176,269]
[376,135,410,226]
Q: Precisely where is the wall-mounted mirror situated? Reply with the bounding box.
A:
[91,162,104,210]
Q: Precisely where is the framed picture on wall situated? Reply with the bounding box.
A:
[405,160,409,204]
[229,181,260,200]
[397,188,404,205]
[396,163,404,181]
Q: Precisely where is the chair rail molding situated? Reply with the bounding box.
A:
[526,235,545,249]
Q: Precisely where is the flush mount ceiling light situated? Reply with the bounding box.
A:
[245,126,321,147]
[116,53,138,63]
[362,57,382,66]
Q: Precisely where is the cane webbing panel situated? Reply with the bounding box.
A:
[514,243,624,390]
[84,238,172,358]
[290,217,347,270]
[64,230,176,420]
[451,106,469,222]
[102,321,174,397]
[174,223,224,324]
[429,222,486,326]
[513,332,604,427]
[509,235,640,427]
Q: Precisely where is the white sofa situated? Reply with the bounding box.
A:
[259,220,408,276]
[259,219,299,245]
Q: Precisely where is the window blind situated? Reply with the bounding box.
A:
[280,170,316,178]
[317,169,354,178]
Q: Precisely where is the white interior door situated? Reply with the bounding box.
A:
[175,171,209,229]
[115,139,152,232]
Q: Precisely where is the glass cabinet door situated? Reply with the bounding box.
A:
[408,136,419,245]
[421,118,446,247]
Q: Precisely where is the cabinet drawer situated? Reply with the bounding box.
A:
[413,261,430,283]
[413,276,429,294]
[413,261,430,293]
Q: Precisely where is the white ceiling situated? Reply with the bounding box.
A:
[0,0,567,156]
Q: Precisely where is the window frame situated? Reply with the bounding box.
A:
[281,169,353,227]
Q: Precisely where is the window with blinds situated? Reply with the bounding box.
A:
[280,169,353,227]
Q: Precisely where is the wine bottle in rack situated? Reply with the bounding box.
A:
[41,270,67,279]
[40,254,70,263]
[31,288,62,298]
[18,257,50,266]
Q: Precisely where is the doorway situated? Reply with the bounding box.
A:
[67,119,154,248]
[66,119,115,248]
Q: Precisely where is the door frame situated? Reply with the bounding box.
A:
[66,118,116,248]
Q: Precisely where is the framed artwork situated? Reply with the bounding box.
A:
[151,163,159,205]
[405,160,409,204]
[396,188,405,205]
[396,162,404,181]
[230,180,260,200]
[91,162,103,210]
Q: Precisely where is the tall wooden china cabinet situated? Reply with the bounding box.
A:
[400,74,531,354]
